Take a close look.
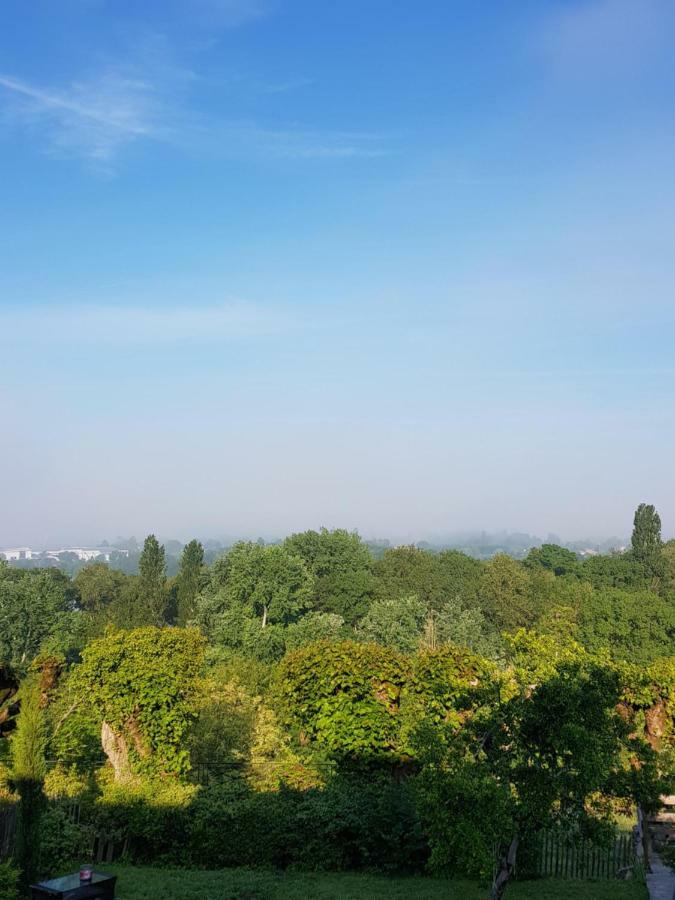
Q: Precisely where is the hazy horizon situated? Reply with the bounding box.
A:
[2,0,675,546]
[0,524,644,552]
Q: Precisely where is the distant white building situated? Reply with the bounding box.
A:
[0,547,35,561]
[1,546,130,564]
[46,548,105,562]
[46,548,129,562]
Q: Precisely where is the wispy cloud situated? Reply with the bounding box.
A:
[1,301,297,344]
[0,66,174,168]
[0,62,387,170]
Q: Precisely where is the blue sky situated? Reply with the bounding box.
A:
[1,0,675,545]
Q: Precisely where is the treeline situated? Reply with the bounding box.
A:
[1,504,673,674]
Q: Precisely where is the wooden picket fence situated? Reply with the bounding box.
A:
[537,831,635,880]
[0,804,15,859]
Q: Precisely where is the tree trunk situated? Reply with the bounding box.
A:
[101,720,132,782]
[126,712,151,759]
[638,805,651,873]
[261,605,268,629]
[492,834,519,900]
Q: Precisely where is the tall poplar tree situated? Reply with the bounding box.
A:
[138,534,167,625]
[631,503,662,561]
[176,539,204,626]
[631,503,665,585]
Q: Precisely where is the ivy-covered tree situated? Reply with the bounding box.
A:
[74,626,206,781]
[277,641,495,764]
[277,640,408,761]
[402,645,498,746]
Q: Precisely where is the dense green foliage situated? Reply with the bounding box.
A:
[284,528,374,622]
[0,567,75,672]
[578,587,675,665]
[278,641,408,759]
[6,514,673,669]
[0,861,19,900]
[0,506,673,896]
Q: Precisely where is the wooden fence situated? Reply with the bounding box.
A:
[536,831,635,880]
[0,804,15,859]
[0,802,119,865]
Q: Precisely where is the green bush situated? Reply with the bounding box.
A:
[91,778,195,866]
[61,774,428,874]
[0,861,19,900]
[184,775,426,872]
[291,774,427,873]
[187,784,298,869]
[38,804,93,874]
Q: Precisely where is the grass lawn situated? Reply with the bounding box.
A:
[109,864,648,899]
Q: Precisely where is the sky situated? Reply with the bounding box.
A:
[1,0,675,546]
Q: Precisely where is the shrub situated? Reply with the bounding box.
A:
[187,784,298,869]
[62,772,428,874]
[290,774,427,873]
[184,775,427,873]
[0,861,19,900]
[43,764,91,801]
[38,804,93,875]
[91,776,195,866]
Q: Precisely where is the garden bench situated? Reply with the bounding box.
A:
[30,871,117,900]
